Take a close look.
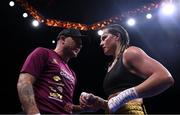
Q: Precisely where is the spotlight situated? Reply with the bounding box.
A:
[127,18,136,26]
[160,3,176,15]
[22,13,28,18]
[146,13,152,19]
[32,20,39,27]
[9,1,15,7]
[97,30,103,36]
[52,40,56,44]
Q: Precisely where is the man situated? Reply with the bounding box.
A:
[17,28,89,114]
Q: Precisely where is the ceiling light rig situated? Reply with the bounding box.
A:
[15,0,174,30]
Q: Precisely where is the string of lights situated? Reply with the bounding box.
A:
[15,0,173,30]
[16,0,44,22]
[89,1,160,30]
[45,19,89,30]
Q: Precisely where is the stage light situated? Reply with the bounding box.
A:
[127,18,136,26]
[146,13,152,19]
[160,3,175,15]
[32,20,39,27]
[41,20,45,23]
[52,40,56,44]
[97,30,103,36]
[9,1,15,7]
[22,12,28,18]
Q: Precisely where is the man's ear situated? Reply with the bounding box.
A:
[56,36,65,46]
[60,35,66,40]
[59,35,66,44]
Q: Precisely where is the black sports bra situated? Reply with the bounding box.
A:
[103,56,143,96]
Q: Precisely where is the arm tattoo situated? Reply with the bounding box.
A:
[17,80,39,113]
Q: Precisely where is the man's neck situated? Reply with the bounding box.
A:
[54,48,69,63]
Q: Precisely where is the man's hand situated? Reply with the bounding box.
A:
[79,92,101,112]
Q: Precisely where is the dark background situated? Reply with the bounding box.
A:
[1,0,180,114]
